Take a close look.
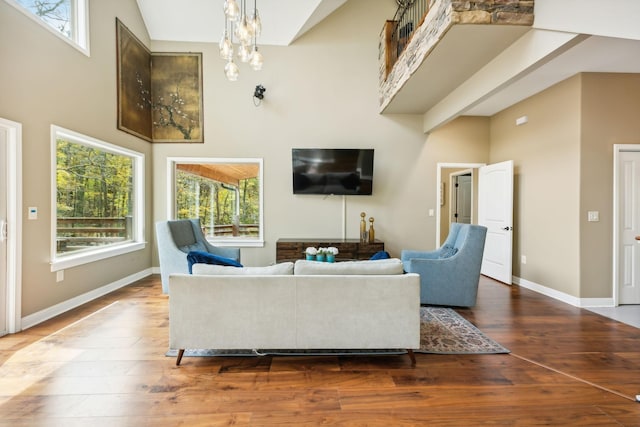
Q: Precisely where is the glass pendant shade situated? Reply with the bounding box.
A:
[238,43,251,63]
[219,31,233,60]
[235,15,251,44]
[224,59,240,81]
[249,46,263,71]
[223,0,240,22]
[249,10,261,36]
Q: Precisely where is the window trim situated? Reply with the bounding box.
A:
[50,125,145,272]
[4,0,90,56]
[167,157,265,248]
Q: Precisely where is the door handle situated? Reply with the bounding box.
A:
[0,220,6,242]
[502,226,512,231]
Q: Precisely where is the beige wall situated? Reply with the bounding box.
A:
[580,73,640,298]
[0,0,153,316]
[149,0,429,265]
[490,73,640,299]
[4,0,639,319]
[490,76,583,296]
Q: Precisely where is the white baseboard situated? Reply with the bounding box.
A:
[152,266,161,274]
[513,276,615,308]
[21,268,154,331]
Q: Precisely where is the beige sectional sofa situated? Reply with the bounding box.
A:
[169,258,421,365]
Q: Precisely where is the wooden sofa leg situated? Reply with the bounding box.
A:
[407,349,416,366]
[176,349,185,366]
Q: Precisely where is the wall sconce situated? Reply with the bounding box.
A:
[253,84,266,106]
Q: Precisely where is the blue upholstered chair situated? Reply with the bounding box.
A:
[155,219,241,293]
[401,223,487,307]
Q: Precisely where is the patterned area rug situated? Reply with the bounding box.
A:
[418,307,508,354]
[166,307,509,358]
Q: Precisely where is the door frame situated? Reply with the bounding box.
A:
[0,118,22,334]
[612,144,640,306]
[436,162,485,247]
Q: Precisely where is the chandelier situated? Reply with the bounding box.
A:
[220,0,263,81]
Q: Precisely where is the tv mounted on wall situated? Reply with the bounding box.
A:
[292,148,374,195]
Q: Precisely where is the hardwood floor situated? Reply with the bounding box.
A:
[1,275,639,426]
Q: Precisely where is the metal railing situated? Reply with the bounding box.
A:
[381,0,430,78]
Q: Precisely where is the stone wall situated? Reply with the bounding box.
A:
[378,0,534,111]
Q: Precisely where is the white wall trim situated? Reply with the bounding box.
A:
[20,268,153,330]
[513,276,615,308]
[0,117,22,334]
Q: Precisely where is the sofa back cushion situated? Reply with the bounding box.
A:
[192,262,294,276]
[294,258,404,275]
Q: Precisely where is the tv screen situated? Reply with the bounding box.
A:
[292,148,374,195]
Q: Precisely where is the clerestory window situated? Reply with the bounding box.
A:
[5,0,89,55]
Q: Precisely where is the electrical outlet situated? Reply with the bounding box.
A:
[521,255,527,264]
[56,270,64,282]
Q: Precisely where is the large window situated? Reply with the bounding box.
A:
[170,158,264,247]
[51,126,144,270]
[5,0,89,55]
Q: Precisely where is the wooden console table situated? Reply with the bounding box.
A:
[276,238,384,262]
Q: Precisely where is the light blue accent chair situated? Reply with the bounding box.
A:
[155,219,241,294]
[401,223,487,307]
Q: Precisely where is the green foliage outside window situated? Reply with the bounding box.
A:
[56,138,134,254]
[56,139,133,218]
[176,170,260,238]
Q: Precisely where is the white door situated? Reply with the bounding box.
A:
[618,151,640,304]
[478,160,514,284]
[0,128,7,336]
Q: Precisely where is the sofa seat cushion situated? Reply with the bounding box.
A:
[294,258,404,275]
[192,262,294,276]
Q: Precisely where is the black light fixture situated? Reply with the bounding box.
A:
[253,84,266,106]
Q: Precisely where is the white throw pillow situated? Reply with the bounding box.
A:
[192,262,294,275]
[294,258,404,275]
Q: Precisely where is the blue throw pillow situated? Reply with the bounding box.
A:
[370,250,391,260]
[187,250,242,273]
[439,245,458,259]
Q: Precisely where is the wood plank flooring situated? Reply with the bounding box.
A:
[0,275,639,426]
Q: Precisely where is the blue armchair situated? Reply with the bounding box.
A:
[401,223,487,307]
[155,219,241,294]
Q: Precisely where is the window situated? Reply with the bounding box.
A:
[5,0,89,55]
[169,158,264,247]
[51,126,144,271]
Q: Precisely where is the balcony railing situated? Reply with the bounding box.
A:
[56,217,132,252]
[380,0,430,80]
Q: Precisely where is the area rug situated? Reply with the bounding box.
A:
[166,307,509,358]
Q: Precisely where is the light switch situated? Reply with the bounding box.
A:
[588,211,599,222]
[28,207,37,220]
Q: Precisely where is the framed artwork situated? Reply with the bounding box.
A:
[150,52,204,143]
[116,18,152,141]
[116,19,203,143]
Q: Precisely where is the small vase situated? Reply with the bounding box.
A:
[326,254,335,263]
[306,254,315,260]
[316,254,326,262]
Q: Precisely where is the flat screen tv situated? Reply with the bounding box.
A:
[292,148,374,195]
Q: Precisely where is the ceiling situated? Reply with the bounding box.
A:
[136,0,348,46]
